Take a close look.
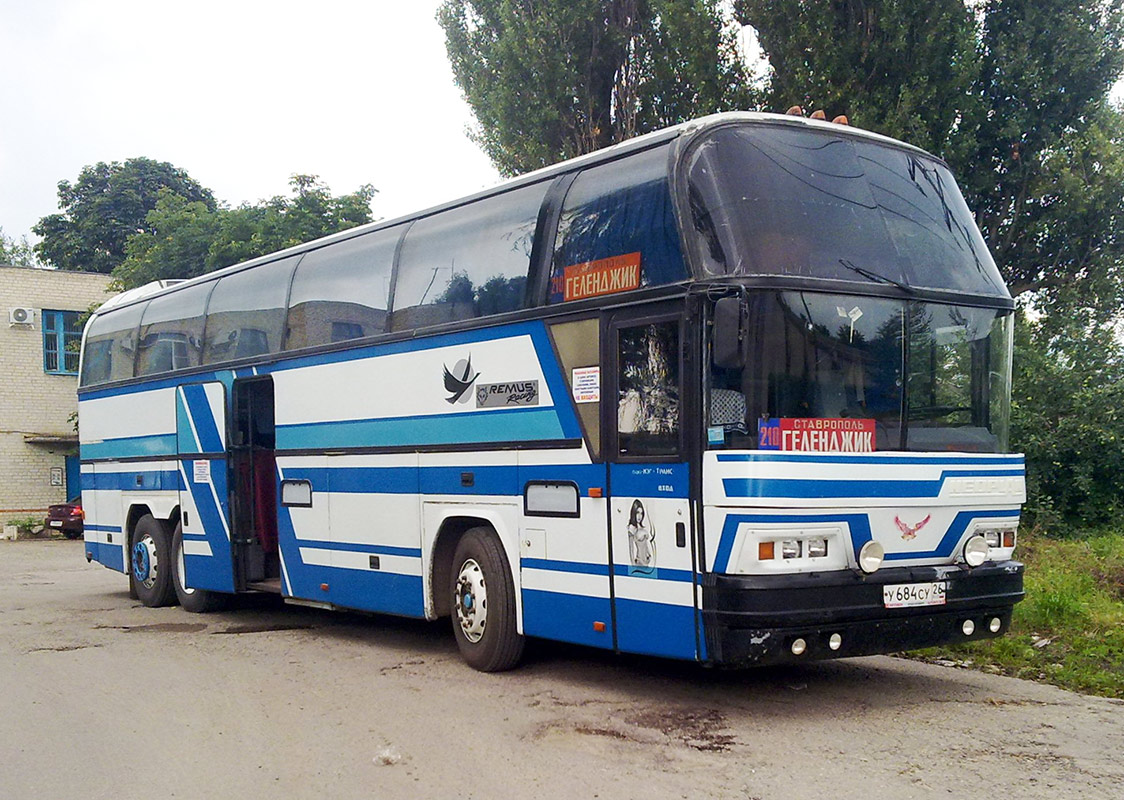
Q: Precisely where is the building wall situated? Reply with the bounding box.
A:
[0,265,113,520]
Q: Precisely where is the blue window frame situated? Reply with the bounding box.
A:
[43,310,83,375]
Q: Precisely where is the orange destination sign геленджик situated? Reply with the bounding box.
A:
[561,252,642,301]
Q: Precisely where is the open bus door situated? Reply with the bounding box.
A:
[229,377,280,591]
[606,305,701,660]
[175,382,236,593]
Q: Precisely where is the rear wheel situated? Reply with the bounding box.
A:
[129,515,175,607]
[450,527,524,672]
[171,522,228,613]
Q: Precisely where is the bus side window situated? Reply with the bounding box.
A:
[135,280,210,376]
[285,227,401,351]
[617,320,680,457]
[202,256,299,365]
[80,301,147,386]
[389,181,549,331]
[550,145,687,304]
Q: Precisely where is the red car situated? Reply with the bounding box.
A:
[45,497,84,539]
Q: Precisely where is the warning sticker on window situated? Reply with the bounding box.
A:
[561,253,641,301]
[572,366,600,403]
[758,418,876,452]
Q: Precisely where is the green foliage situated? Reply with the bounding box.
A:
[915,529,1124,698]
[0,227,40,267]
[734,0,980,154]
[438,0,754,175]
[113,176,375,290]
[33,157,216,274]
[6,515,41,532]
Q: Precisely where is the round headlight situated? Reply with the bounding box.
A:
[963,535,989,567]
[859,540,884,574]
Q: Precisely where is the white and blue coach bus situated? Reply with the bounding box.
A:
[78,112,1025,671]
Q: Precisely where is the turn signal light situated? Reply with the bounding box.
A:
[758,541,775,560]
[1002,530,1016,548]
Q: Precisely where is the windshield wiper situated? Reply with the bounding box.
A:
[839,259,913,294]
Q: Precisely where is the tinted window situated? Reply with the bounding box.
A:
[390,182,548,330]
[686,124,1008,297]
[202,256,298,364]
[550,145,687,304]
[80,302,147,386]
[285,227,401,350]
[617,320,680,457]
[135,282,212,376]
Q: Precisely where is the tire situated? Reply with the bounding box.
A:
[450,527,524,672]
[129,515,176,608]
[171,522,229,613]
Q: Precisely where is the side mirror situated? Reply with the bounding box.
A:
[712,296,746,369]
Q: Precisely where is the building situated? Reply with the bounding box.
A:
[0,265,112,523]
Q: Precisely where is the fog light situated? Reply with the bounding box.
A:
[807,538,828,558]
[989,617,1002,633]
[791,637,807,655]
[781,539,802,559]
[858,540,884,574]
[983,530,1001,548]
[963,535,989,567]
[828,633,842,651]
[962,619,975,636]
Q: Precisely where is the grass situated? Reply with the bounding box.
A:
[912,527,1124,698]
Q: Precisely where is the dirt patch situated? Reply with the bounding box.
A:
[627,707,736,752]
[97,622,209,634]
[211,623,312,635]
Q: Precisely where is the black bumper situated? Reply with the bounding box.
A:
[703,560,1024,666]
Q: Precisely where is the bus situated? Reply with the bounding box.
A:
[78,112,1025,671]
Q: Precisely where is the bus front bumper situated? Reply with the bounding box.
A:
[702,560,1024,666]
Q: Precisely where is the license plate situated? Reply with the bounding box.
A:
[883,581,947,608]
[49,520,62,527]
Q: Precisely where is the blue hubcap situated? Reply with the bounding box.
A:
[132,542,151,581]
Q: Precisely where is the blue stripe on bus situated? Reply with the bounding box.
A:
[81,434,178,461]
[275,407,567,450]
[85,524,123,533]
[722,469,1025,500]
[83,470,180,491]
[281,464,605,497]
[883,508,1022,561]
[179,460,236,593]
[182,384,224,453]
[521,589,614,649]
[521,558,610,576]
[176,391,202,454]
[715,453,1025,466]
[611,564,695,582]
[614,597,698,660]
[294,540,422,559]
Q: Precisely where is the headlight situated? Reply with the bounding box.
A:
[781,539,802,559]
[963,535,989,567]
[859,540,884,574]
[983,530,1001,548]
[806,538,828,558]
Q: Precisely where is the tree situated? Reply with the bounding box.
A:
[113,175,375,290]
[0,227,39,267]
[438,0,753,175]
[33,157,216,273]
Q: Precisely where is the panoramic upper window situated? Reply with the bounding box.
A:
[42,310,83,375]
[390,181,548,330]
[81,302,148,386]
[285,227,401,350]
[550,145,687,304]
[135,281,212,376]
[686,124,1008,297]
[202,256,299,364]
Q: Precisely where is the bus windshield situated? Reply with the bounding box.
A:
[685,123,1008,298]
[708,292,1013,453]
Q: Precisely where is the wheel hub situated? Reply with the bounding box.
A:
[454,558,488,643]
[132,535,159,589]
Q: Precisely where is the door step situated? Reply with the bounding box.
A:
[247,578,282,594]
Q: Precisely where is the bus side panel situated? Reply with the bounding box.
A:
[516,461,614,649]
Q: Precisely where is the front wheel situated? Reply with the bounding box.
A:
[171,523,229,613]
[130,515,175,607]
[450,527,524,672]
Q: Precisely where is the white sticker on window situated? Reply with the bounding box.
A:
[572,366,600,403]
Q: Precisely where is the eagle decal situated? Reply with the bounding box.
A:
[443,355,479,404]
[894,514,932,541]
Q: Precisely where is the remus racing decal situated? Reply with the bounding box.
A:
[443,355,479,404]
[476,381,539,408]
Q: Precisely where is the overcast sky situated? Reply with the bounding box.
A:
[0,0,501,243]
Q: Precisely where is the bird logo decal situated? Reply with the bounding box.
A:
[443,355,479,404]
[895,514,931,540]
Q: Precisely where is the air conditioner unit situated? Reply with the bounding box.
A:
[8,307,34,325]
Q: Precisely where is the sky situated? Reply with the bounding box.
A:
[0,0,501,244]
